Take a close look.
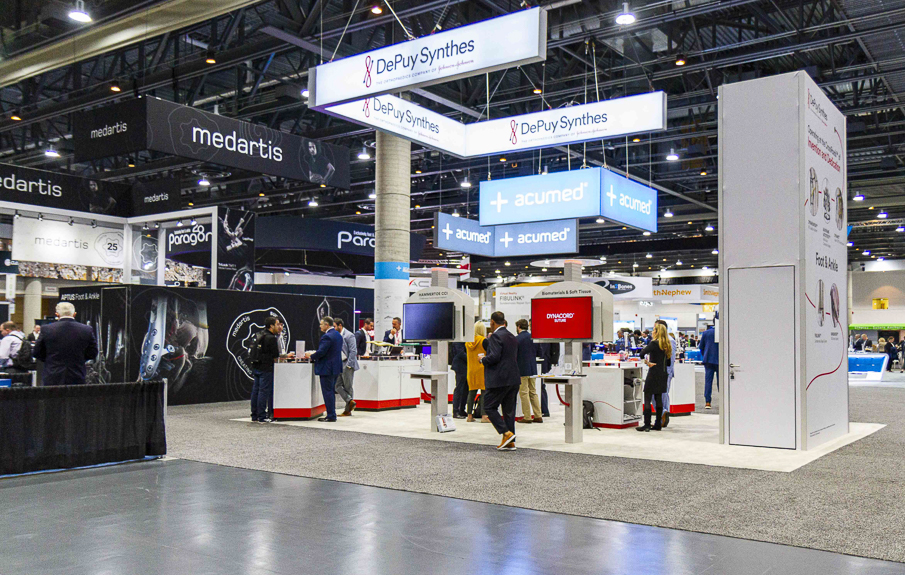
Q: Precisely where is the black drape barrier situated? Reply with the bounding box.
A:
[0,381,166,476]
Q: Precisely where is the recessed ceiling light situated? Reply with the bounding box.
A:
[596,217,605,223]
[414,169,422,174]
[499,157,507,162]
[356,211,361,215]
[110,82,121,93]
[642,231,651,236]
[676,260,682,265]
[452,210,460,217]
[504,261,511,266]
[188,202,194,206]
[705,224,714,232]
[666,148,679,161]
[542,267,547,272]
[259,193,265,197]
[853,194,864,201]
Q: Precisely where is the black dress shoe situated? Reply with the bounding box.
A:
[651,424,662,431]
[318,417,337,422]
[636,425,651,432]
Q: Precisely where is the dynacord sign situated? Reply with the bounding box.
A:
[479,167,658,232]
[434,212,578,257]
[309,8,546,109]
[73,98,351,189]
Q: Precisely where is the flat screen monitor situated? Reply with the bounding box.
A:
[531,296,594,340]
[403,302,456,341]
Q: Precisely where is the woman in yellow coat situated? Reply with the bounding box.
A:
[465,321,489,423]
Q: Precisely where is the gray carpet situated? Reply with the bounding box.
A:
[166,376,905,564]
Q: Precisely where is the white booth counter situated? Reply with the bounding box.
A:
[273,360,324,420]
[356,357,423,410]
[579,364,644,428]
[584,359,696,416]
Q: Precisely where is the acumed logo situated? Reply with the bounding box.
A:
[489,181,588,213]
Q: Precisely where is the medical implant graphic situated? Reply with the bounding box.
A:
[218,208,255,291]
[136,290,212,402]
[816,279,825,327]
[822,179,832,222]
[830,283,841,328]
[835,188,844,231]
[227,307,291,381]
[809,167,819,217]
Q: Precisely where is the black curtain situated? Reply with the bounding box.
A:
[0,381,166,476]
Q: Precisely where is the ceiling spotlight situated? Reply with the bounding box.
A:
[499,157,507,162]
[847,241,853,246]
[666,148,679,161]
[154,222,160,229]
[284,271,290,276]
[452,210,460,217]
[643,231,651,236]
[675,54,687,66]
[495,269,501,274]
[414,169,422,174]
[863,250,871,255]
[68,217,74,226]
[127,158,135,167]
[188,202,194,206]
[177,220,184,227]
[705,223,714,232]
[897,227,905,233]
[38,213,44,221]
[358,147,371,160]
[633,262,639,268]
[110,82,121,93]
[205,50,217,65]
[700,170,707,176]
[615,2,636,25]
[712,249,719,255]
[645,253,652,259]
[504,261,511,266]
[142,223,149,231]
[308,199,319,207]
[878,257,886,261]
[301,89,310,98]
[44,147,60,158]
[596,217,605,223]
[10,114,21,121]
[320,184,327,188]
[371,4,383,14]
[532,88,542,95]
[664,209,674,218]
[632,137,640,143]
[198,178,210,186]
[460,181,472,188]
[542,267,548,272]
[703,266,710,270]
[259,192,265,197]
[878,211,888,218]
[676,260,682,265]
[190,217,197,225]
[369,192,377,199]
[853,194,864,201]
[68,0,92,22]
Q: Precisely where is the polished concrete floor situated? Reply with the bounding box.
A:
[1,458,902,575]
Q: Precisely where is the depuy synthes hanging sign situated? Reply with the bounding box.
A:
[433,212,578,257]
[479,167,658,232]
[308,8,546,109]
[322,92,667,159]
[73,98,351,189]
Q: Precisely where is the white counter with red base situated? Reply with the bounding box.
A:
[273,361,324,420]
[577,363,645,429]
[668,363,696,415]
[356,358,422,410]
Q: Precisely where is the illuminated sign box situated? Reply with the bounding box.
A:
[433,212,578,257]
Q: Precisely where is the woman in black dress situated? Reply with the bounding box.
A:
[637,323,672,432]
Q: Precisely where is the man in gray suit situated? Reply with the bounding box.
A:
[334,318,359,416]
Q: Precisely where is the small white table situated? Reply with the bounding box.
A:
[406,370,449,431]
[539,375,586,443]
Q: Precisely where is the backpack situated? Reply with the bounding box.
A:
[582,400,595,429]
[12,335,35,370]
[247,330,268,366]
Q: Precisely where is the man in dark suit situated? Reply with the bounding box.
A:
[26,325,41,343]
[699,324,719,409]
[383,316,402,345]
[306,316,344,422]
[515,319,542,423]
[481,311,521,450]
[356,318,374,357]
[33,302,99,386]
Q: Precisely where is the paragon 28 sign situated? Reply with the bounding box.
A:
[479,167,658,232]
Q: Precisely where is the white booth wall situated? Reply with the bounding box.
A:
[850,269,905,326]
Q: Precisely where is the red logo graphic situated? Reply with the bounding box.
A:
[363,98,370,118]
[363,56,373,88]
[531,297,593,339]
[510,120,518,145]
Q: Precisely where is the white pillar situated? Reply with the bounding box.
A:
[373,131,411,339]
[23,277,42,333]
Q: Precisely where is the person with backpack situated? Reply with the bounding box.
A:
[248,316,294,423]
[0,321,30,374]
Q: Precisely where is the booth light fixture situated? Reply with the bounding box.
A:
[862,250,870,255]
[258,192,265,197]
[878,211,888,218]
[68,217,74,226]
[44,147,60,158]
[632,262,638,268]
[285,271,290,276]
[499,157,507,162]
[68,0,92,22]
[358,147,371,160]
[460,180,472,188]
[676,260,682,265]
[187,201,194,206]
[13,211,19,219]
[308,199,319,207]
[666,148,679,161]
[504,261,511,266]
[878,257,885,261]
[190,217,197,225]
[142,223,149,231]
[615,2,636,25]
[127,158,135,167]
[177,220,184,227]
[205,50,217,65]
[532,87,542,95]
[38,213,43,221]
[705,223,714,232]
[355,211,361,215]
[675,54,687,66]
[110,82,121,93]
[853,194,864,201]
[897,227,905,233]
[642,231,651,236]
[712,249,719,255]
[154,222,160,229]
[301,89,309,98]
[596,217,605,223]
[414,169,422,174]
[451,210,460,217]
[368,192,377,199]
[495,269,501,274]
[664,209,674,218]
[91,220,97,228]
[700,170,707,176]
[371,4,383,14]
[198,178,210,186]
[645,253,652,258]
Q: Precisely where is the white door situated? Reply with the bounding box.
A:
[727,266,797,449]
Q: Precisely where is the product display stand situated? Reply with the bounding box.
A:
[406,268,450,431]
[541,374,584,443]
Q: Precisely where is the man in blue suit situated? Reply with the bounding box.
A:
[699,324,719,409]
[34,302,99,386]
[305,316,344,422]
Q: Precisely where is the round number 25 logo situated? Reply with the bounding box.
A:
[94,231,125,267]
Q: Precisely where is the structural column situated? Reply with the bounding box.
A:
[23,277,42,333]
[373,131,411,338]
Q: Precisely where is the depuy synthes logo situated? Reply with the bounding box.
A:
[547,312,575,323]
[489,182,588,213]
[368,40,476,78]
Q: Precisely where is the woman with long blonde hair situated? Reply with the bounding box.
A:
[465,321,490,423]
[637,323,672,432]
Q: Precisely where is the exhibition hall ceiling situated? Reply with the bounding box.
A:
[0,0,903,280]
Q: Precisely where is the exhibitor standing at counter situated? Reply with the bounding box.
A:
[335,318,359,416]
[306,316,343,422]
[249,317,294,423]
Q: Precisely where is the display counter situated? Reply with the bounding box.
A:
[356,357,422,410]
[848,353,888,382]
[580,364,644,428]
[685,348,702,363]
[668,363,696,415]
[273,360,324,420]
